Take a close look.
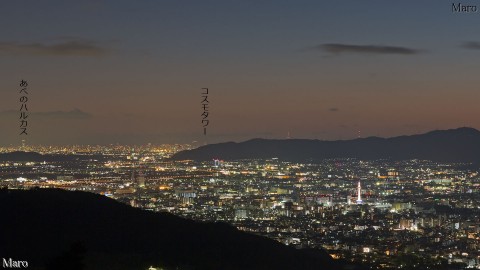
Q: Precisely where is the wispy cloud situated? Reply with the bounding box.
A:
[0,39,108,57]
[462,41,480,50]
[0,109,92,119]
[36,109,93,119]
[317,43,420,55]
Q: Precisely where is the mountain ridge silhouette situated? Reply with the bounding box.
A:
[172,127,480,163]
[0,188,347,270]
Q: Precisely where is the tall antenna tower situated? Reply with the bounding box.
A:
[356,181,363,204]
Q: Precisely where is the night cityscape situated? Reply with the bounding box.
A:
[2,136,480,269]
[2,1,480,269]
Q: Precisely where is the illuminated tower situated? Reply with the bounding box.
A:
[356,181,363,204]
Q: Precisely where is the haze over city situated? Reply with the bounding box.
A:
[1,1,479,145]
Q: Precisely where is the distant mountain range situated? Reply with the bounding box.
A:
[0,188,354,270]
[172,127,480,163]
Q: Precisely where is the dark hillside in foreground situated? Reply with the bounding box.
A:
[0,188,347,270]
[172,127,480,163]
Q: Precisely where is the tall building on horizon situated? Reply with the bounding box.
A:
[356,181,363,204]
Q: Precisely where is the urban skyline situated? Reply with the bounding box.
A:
[3,3,480,268]
[3,142,480,269]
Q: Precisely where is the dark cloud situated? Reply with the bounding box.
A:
[462,41,480,50]
[0,109,92,119]
[328,108,339,112]
[0,39,108,57]
[318,43,419,55]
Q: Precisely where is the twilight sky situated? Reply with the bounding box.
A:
[1,1,480,145]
